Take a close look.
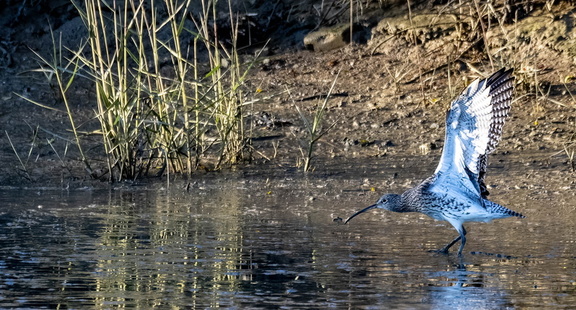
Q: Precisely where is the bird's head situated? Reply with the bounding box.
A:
[344,194,402,224]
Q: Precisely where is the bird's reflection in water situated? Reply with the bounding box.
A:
[426,262,510,309]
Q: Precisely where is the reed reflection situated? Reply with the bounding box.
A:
[91,187,250,308]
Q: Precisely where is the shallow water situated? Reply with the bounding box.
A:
[1,154,575,309]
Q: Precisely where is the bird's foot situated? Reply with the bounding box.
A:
[428,248,450,255]
[428,248,465,257]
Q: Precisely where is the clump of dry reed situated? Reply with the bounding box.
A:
[26,0,257,181]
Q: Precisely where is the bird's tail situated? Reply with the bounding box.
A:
[484,200,525,218]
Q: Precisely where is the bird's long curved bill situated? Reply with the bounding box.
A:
[344,204,378,224]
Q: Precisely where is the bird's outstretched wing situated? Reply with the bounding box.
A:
[433,68,515,196]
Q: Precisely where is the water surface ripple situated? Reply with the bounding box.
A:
[0,155,574,308]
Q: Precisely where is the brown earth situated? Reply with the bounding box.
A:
[1,0,575,188]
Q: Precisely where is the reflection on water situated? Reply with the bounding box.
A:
[0,156,575,308]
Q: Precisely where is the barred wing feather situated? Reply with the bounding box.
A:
[433,68,515,196]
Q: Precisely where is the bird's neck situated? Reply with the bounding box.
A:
[398,191,419,213]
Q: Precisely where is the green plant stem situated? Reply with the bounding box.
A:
[5,131,31,180]
[298,69,341,172]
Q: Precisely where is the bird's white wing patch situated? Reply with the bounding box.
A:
[435,78,492,176]
[433,68,514,194]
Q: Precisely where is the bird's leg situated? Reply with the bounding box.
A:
[456,227,467,257]
[435,235,461,254]
[431,226,467,255]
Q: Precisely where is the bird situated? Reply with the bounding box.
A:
[345,68,524,257]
